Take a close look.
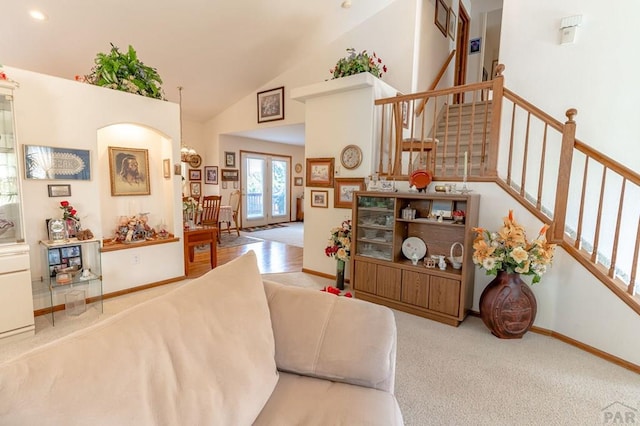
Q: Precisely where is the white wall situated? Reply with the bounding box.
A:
[470,182,640,366]
[292,73,398,277]
[7,66,184,309]
[500,0,640,171]
[203,0,419,172]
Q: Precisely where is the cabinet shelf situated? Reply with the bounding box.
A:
[39,239,103,325]
[351,191,479,326]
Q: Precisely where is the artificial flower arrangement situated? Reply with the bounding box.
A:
[182,197,202,216]
[472,210,556,284]
[325,220,352,262]
[330,48,387,80]
[60,201,79,222]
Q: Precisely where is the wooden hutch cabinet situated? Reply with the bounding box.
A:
[351,191,479,326]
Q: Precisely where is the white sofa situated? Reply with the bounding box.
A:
[0,251,403,425]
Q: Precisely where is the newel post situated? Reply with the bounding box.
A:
[487,64,505,176]
[551,108,578,242]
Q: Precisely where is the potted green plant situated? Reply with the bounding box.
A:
[330,48,387,80]
[83,43,165,100]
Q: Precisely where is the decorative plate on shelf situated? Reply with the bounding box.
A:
[402,237,427,260]
[409,169,432,191]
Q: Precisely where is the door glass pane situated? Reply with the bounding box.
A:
[271,160,287,217]
[246,158,265,219]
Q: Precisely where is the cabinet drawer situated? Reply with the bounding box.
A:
[429,276,461,316]
[401,270,429,308]
[0,252,29,273]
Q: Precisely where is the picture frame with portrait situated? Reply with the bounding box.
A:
[334,178,365,209]
[205,166,218,184]
[306,158,334,187]
[108,147,150,196]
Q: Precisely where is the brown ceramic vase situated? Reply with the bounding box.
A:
[479,271,537,339]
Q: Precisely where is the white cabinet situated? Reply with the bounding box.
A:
[0,244,34,341]
[0,81,34,342]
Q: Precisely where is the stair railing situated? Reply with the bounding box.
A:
[374,64,640,314]
[374,73,502,180]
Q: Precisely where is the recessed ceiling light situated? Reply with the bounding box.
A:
[29,10,48,21]
[341,1,352,9]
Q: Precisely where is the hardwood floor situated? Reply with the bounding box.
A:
[189,239,303,277]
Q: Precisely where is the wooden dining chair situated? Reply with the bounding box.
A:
[200,195,222,242]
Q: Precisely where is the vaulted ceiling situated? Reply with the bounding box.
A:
[1,0,397,122]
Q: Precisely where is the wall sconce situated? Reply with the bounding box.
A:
[560,15,583,45]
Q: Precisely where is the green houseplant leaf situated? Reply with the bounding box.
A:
[84,43,165,100]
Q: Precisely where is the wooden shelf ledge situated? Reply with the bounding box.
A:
[101,235,179,252]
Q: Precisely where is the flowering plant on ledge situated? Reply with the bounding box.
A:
[325,220,352,262]
[330,48,387,80]
[472,210,556,284]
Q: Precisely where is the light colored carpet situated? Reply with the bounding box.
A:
[1,272,638,425]
[241,221,303,247]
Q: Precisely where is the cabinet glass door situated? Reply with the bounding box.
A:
[0,85,24,244]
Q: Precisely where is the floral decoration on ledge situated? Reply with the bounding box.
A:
[330,48,387,80]
[75,43,165,100]
[472,210,556,284]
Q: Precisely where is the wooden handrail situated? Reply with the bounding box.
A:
[375,80,493,105]
[414,49,456,116]
[574,139,640,186]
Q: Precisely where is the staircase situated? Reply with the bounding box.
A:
[430,102,493,177]
[374,70,640,319]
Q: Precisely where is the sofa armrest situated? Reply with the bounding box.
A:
[263,280,397,393]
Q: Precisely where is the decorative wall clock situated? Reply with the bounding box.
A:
[340,145,362,170]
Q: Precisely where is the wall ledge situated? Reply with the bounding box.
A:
[291,72,394,103]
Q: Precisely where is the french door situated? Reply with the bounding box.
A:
[240,151,290,227]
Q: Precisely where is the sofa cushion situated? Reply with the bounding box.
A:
[253,372,403,425]
[0,251,278,425]
[263,280,397,392]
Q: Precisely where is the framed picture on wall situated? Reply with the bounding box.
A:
[205,166,218,184]
[294,177,303,186]
[221,169,239,181]
[190,182,202,197]
[470,37,481,54]
[163,159,171,179]
[24,145,91,180]
[47,184,71,197]
[310,190,328,208]
[334,178,365,209]
[108,146,150,196]
[448,9,457,40]
[435,0,448,37]
[189,169,201,181]
[306,158,334,187]
[224,151,236,167]
[257,86,285,123]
